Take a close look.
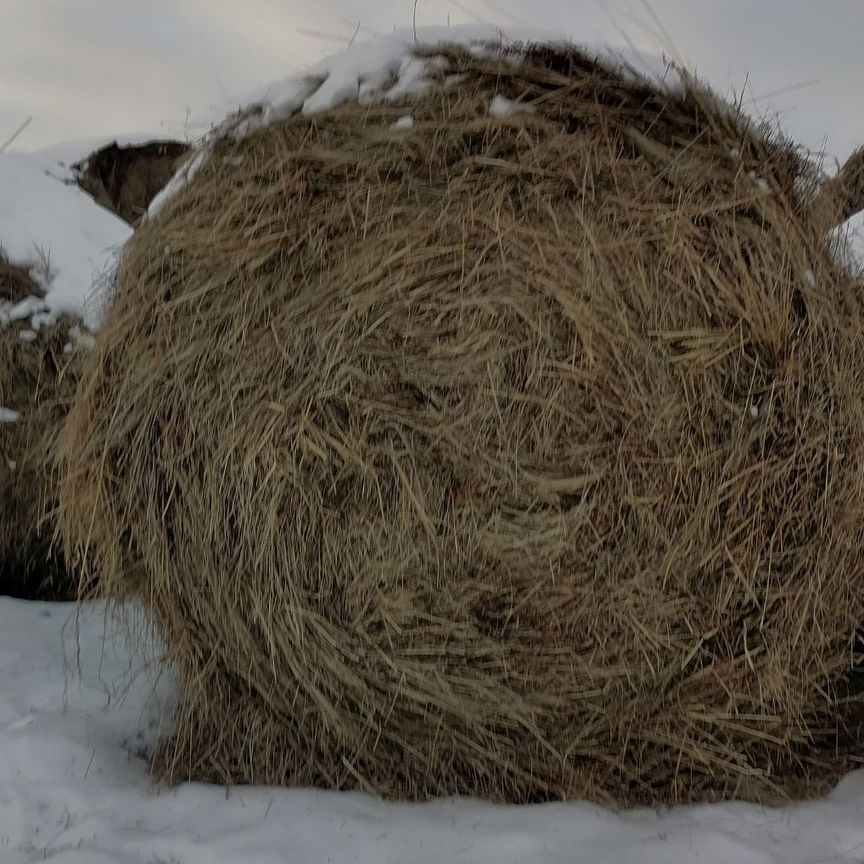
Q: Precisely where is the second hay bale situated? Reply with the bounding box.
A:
[60,45,864,805]
[0,257,78,598]
[73,139,191,225]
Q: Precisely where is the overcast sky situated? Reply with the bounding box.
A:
[3,0,862,163]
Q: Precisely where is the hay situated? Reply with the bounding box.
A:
[60,45,864,805]
[74,140,191,225]
[0,258,78,598]
[0,255,40,304]
[811,147,864,231]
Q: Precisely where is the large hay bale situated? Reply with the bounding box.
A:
[1,258,79,598]
[60,44,864,805]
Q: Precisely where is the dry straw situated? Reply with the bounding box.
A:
[60,45,864,805]
[1,256,78,597]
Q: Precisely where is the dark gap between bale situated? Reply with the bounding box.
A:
[60,44,864,806]
[1,257,79,600]
[74,140,191,225]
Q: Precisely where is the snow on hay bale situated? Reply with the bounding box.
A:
[0,256,80,598]
[60,41,864,805]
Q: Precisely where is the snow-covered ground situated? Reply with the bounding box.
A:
[839,210,864,264]
[0,150,130,330]
[1,597,863,864]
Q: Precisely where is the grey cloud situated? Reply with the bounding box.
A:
[2,0,862,160]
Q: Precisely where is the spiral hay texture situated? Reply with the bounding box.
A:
[60,45,864,805]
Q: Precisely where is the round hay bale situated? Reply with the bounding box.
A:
[60,44,864,805]
[1,258,79,599]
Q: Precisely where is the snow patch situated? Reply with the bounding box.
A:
[147,148,208,218]
[18,328,37,343]
[381,56,437,103]
[842,210,864,263]
[747,170,770,194]
[0,152,131,329]
[391,114,415,132]
[0,407,21,423]
[830,210,864,268]
[149,27,679,218]
[1,597,864,863]
[490,94,536,117]
[248,27,678,127]
[68,323,97,351]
